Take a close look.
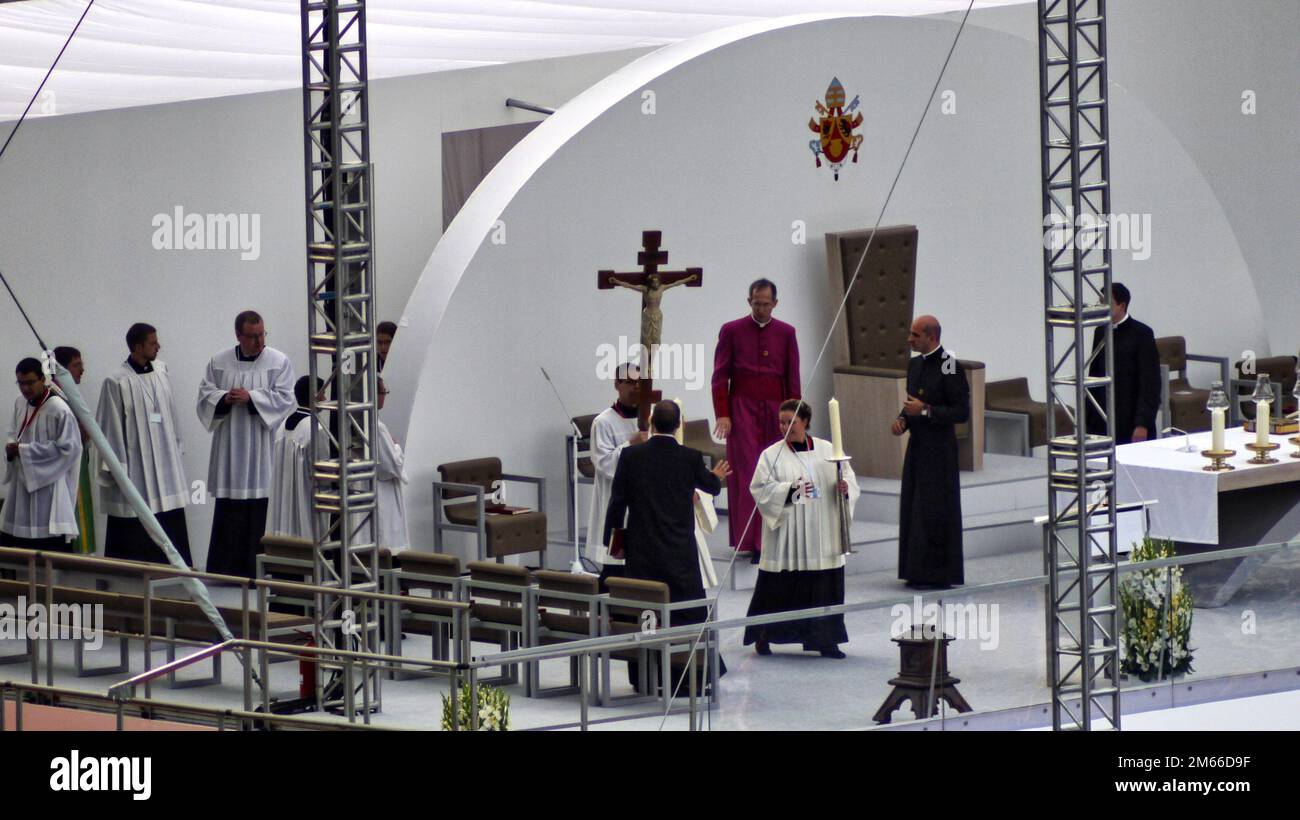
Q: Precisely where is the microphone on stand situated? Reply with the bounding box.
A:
[1161,426,1198,453]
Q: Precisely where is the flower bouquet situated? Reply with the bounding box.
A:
[1119,537,1194,682]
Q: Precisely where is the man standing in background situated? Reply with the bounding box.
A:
[1086,282,1160,445]
[711,279,801,563]
[52,346,95,554]
[197,310,296,576]
[2,358,83,550]
[96,324,192,565]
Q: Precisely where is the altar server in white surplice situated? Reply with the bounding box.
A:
[583,363,646,587]
[266,375,326,540]
[96,323,193,565]
[1,357,83,550]
[197,310,295,576]
[745,399,858,659]
[375,377,409,553]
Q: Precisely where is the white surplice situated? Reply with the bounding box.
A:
[375,419,409,553]
[265,412,323,539]
[196,346,296,499]
[750,436,859,572]
[583,405,639,567]
[693,489,719,588]
[1,392,83,539]
[95,360,188,516]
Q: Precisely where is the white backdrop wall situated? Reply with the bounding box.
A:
[0,2,1292,565]
[391,4,1294,561]
[0,47,651,561]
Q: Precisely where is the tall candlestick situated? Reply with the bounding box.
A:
[673,398,685,445]
[828,397,844,459]
[1257,400,1270,448]
[1211,408,1225,453]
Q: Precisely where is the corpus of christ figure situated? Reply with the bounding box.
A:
[597,230,703,429]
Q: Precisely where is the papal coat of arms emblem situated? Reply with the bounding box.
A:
[808,77,863,180]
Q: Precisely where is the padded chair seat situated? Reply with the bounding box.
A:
[577,457,595,479]
[539,611,595,636]
[395,551,462,578]
[1235,356,1299,419]
[985,377,1074,447]
[682,419,725,466]
[444,502,483,526]
[1168,378,1212,432]
[534,569,598,610]
[484,512,548,559]
[470,602,525,627]
[443,506,547,558]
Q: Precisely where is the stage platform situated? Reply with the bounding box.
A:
[565,452,1048,576]
[11,538,1298,732]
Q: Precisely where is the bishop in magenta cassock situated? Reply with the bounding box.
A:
[711,279,800,558]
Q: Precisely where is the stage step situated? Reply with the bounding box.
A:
[851,452,1046,525]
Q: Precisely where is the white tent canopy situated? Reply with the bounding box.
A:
[0,0,1027,118]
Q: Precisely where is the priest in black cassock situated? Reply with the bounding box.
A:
[1085,282,1161,445]
[892,315,968,589]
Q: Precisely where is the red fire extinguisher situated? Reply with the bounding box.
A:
[300,639,316,699]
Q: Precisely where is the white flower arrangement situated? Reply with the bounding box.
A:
[441,683,511,732]
[1119,537,1194,682]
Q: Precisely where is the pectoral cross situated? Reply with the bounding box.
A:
[598,230,703,431]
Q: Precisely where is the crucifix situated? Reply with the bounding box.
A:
[598,230,703,431]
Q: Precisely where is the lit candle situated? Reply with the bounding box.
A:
[1256,400,1270,448]
[828,397,844,459]
[1211,408,1225,453]
[673,398,685,445]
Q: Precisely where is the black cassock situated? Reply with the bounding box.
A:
[603,436,721,624]
[898,347,969,586]
[1085,316,1161,445]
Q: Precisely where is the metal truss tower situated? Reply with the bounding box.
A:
[1038,0,1121,731]
[300,0,381,720]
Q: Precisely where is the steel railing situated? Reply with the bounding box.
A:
[2,538,1296,731]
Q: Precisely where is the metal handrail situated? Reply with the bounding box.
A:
[0,545,471,612]
[468,537,1299,668]
[0,679,390,731]
[106,638,460,701]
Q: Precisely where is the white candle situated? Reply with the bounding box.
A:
[828,397,844,459]
[1211,408,1225,453]
[673,398,685,445]
[1256,400,1270,448]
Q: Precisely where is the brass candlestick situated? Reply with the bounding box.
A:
[1201,448,1236,472]
[1244,441,1280,465]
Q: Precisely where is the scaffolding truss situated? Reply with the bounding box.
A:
[300,0,381,720]
[1038,0,1121,731]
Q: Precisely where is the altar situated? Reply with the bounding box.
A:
[1116,427,1300,606]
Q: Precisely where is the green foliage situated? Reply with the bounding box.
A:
[1119,537,1195,682]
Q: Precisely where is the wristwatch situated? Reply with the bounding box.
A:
[922,404,931,418]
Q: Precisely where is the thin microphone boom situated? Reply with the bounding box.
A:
[540,366,592,574]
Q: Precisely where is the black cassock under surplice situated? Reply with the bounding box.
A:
[898,347,969,586]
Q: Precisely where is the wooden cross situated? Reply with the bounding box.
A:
[598,230,703,431]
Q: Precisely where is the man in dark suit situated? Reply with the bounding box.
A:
[1086,282,1161,445]
[891,315,969,589]
[603,401,730,623]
